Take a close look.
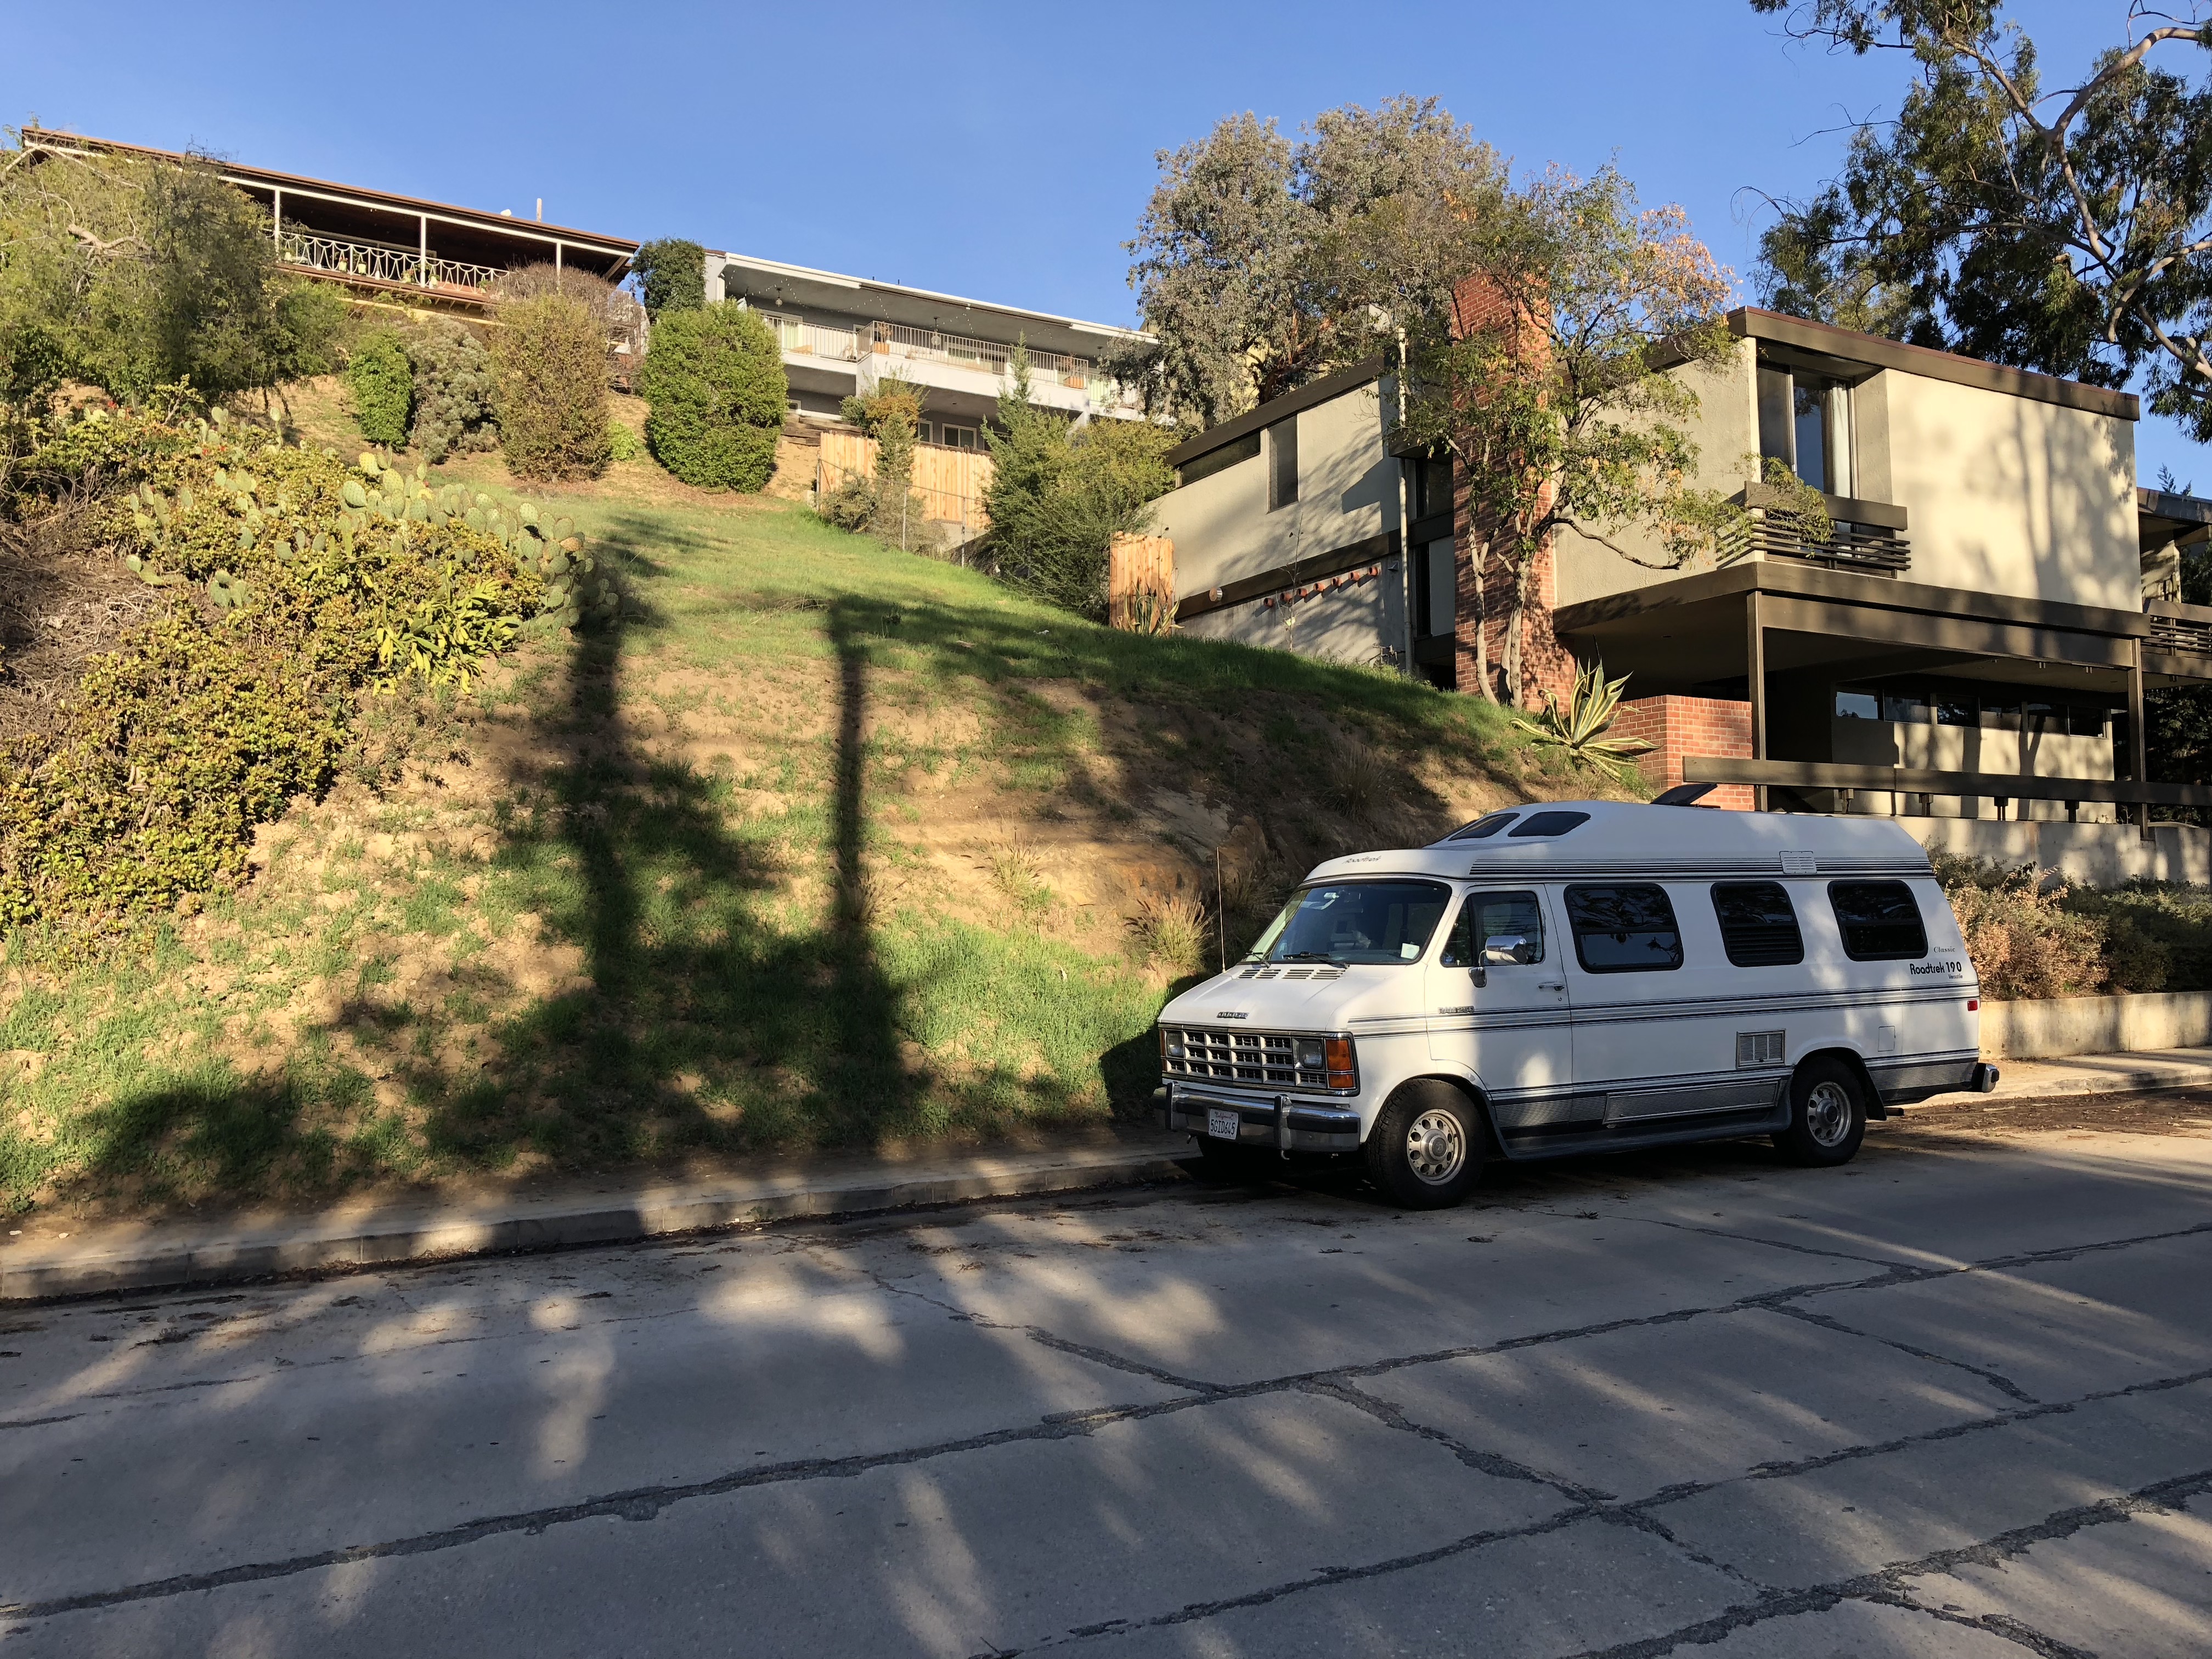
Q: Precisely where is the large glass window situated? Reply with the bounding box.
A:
[1564,884,1684,974]
[1758,360,1854,495]
[1441,891,1545,968]
[1245,880,1451,966]
[1444,812,1516,841]
[1829,881,1928,961]
[1711,882,1804,968]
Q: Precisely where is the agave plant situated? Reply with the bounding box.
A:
[1510,659,1655,785]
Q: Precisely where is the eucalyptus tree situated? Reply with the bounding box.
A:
[1751,1,2212,436]
[1104,98,1509,426]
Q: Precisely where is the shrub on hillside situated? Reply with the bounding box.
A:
[1930,853,2212,998]
[490,293,611,481]
[981,353,1176,617]
[407,320,499,462]
[347,330,414,447]
[636,303,786,490]
[0,409,558,927]
[0,141,343,408]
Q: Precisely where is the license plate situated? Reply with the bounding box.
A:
[1207,1108,1240,1141]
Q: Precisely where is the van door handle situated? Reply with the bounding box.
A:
[1537,979,1565,991]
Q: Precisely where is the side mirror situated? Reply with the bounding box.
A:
[1483,933,1530,966]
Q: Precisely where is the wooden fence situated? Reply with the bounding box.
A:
[1109,533,1176,633]
[816,430,994,539]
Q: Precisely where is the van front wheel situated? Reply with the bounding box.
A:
[1774,1057,1867,1167]
[1364,1081,1484,1209]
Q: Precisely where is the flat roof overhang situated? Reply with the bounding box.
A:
[712,252,1143,363]
[1556,562,2212,697]
[20,128,637,280]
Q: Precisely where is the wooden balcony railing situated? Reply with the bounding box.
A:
[280,232,504,295]
[2147,600,2212,656]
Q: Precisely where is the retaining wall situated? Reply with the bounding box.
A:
[1980,991,2212,1059]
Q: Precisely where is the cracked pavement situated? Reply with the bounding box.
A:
[3,1108,2210,1656]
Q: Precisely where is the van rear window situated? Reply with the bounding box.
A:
[1712,882,1804,967]
[1564,883,1683,973]
[1828,881,1928,961]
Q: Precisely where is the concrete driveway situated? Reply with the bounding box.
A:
[3,1096,2209,1657]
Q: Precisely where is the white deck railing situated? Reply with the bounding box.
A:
[280,232,504,295]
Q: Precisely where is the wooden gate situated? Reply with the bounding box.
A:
[1109,533,1176,633]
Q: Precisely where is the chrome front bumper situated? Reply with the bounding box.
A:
[1155,1082,1363,1153]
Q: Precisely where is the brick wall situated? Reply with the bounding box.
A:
[1613,695,1754,810]
[1446,273,1577,710]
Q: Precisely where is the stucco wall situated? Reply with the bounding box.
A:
[1177,566,1405,668]
[1553,337,1760,608]
[1878,371,2137,609]
[1153,381,1395,601]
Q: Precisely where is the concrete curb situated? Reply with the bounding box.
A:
[9,1046,2211,1304]
[0,1144,1192,1303]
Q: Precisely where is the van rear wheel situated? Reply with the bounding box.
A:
[1774,1057,1867,1167]
[1364,1081,1484,1209]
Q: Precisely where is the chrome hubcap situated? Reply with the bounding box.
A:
[1806,1080,1854,1147]
[1406,1109,1466,1184]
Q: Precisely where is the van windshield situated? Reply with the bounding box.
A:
[1244,880,1452,966]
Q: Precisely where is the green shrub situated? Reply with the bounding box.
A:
[636,303,786,491]
[607,420,643,462]
[982,353,1176,617]
[348,330,414,447]
[490,294,611,481]
[407,320,498,462]
[0,410,575,928]
[632,239,707,318]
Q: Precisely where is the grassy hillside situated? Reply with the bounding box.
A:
[0,458,1604,1220]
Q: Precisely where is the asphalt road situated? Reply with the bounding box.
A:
[4,1096,2211,1657]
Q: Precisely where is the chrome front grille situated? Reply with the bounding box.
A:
[1162,1028,1330,1091]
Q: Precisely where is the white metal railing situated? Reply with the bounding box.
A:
[762,315,861,361]
[279,232,505,294]
[872,321,1092,382]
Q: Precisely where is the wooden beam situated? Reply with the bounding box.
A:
[1680,756,2212,809]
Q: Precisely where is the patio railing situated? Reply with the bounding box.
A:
[280,232,505,295]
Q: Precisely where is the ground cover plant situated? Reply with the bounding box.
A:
[0,481,1589,1220]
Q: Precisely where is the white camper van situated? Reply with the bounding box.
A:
[1154,800,1999,1209]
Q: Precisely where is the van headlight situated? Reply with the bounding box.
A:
[1296,1038,1327,1070]
[1159,1029,1184,1061]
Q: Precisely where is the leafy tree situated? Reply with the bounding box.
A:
[490,292,611,481]
[982,351,1178,617]
[1107,98,1507,426]
[632,238,707,318]
[821,375,932,547]
[1396,166,1742,706]
[347,330,414,447]
[1748,2,2212,437]
[0,136,342,407]
[636,301,787,489]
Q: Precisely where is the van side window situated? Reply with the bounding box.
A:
[1828,881,1929,961]
[1441,890,1544,966]
[1564,884,1683,973]
[1711,881,1804,967]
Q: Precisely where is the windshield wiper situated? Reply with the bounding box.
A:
[1275,950,1346,965]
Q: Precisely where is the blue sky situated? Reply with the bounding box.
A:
[3,0,2199,484]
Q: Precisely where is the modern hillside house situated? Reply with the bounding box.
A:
[1149,310,2212,881]
[18,128,639,317]
[708,251,1148,438]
